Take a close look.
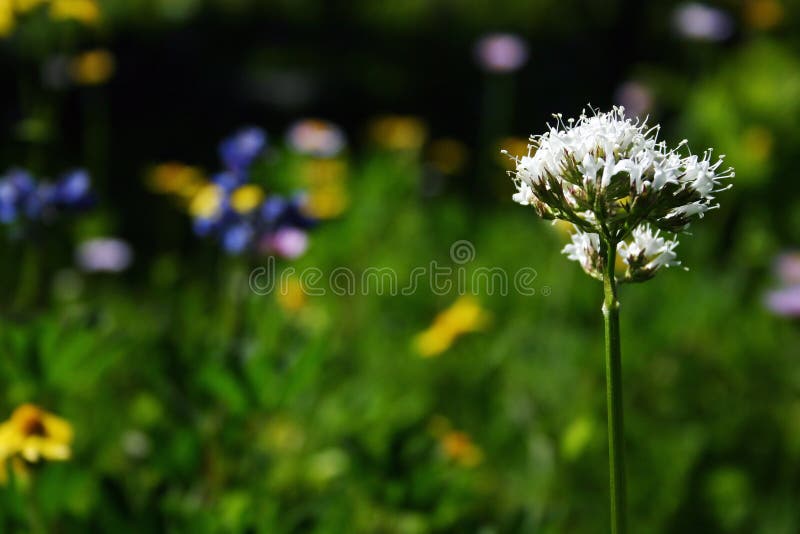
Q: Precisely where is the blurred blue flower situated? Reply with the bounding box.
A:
[0,181,18,223]
[222,222,253,254]
[0,167,93,226]
[7,169,36,198]
[260,196,287,225]
[219,127,266,172]
[55,169,92,206]
[193,216,220,237]
[212,171,244,193]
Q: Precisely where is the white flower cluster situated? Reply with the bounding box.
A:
[508,106,733,282]
[562,224,680,282]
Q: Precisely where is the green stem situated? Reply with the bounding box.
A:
[603,241,627,534]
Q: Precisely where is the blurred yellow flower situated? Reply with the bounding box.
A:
[414,296,490,357]
[189,183,224,219]
[15,0,48,13]
[70,49,114,85]
[300,159,349,219]
[414,327,454,357]
[497,136,530,170]
[306,187,348,219]
[0,1,13,38]
[369,115,428,151]
[148,162,205,197]
[744,0,783,30]
[427,138,468,175]
[0,404,73,465]
[230,184,264,214]
[441,431,483,468]
[277,277,307,313]
[1,0,100,38]
[301,159,347,183]
[50,0,100,25]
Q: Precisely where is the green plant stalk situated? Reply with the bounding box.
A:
[603,241,627,534]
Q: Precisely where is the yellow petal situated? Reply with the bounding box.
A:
[414,327,454,357]
[0,6,12,39]
[42,412,74,443]
[70,49,114,85]
[189,184,224,219]
[230,185,264,214]
[14,0,48,14]
[50,0,101,25]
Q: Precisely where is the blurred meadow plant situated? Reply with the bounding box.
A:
[506,105,734,533]
[151,127,318,258]
[0,167,94,307]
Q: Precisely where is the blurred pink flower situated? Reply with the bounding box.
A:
[286,119,346,158]
[474,33,529,73]
[764,285,800,317]
[270,228,309,259]
[76,238,132,273]
[614,81,654,119]
[774,252,800,286]
[672,3,734,42]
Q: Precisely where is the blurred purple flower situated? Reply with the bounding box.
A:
[774,252,800,286]
[219,127,267,172]
[614,81,654,119]
[76,238,133,273]
[764,285,800,317]
[269,227,308,259]
[286,119,346,158]
[474,33,529,73]
[673,3,734,42]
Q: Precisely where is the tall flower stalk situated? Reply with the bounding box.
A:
[506,106,734,532]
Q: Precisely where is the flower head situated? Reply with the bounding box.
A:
[617,224,681,282]
[507,106,733,282]
[0,404,73,464]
